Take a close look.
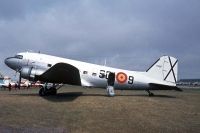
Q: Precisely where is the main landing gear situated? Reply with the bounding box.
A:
[145,90,154,97]
[39,83,61,96]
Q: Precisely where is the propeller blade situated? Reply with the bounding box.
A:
[18,72,21,89]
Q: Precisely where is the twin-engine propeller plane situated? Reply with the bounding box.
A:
[4,52,181,96]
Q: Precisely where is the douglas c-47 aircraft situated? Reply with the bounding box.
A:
[4,52,182,96]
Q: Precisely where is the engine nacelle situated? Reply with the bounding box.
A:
[20,67,45,81]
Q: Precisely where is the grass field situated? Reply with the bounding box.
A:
[0,86,200,133]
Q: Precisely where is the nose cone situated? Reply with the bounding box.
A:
[4,57,21,71]
[4,58,10,66]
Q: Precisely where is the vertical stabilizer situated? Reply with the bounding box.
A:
[146,56,178,84]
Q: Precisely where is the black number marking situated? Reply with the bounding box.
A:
[99,70,105,78]
[99,70,134,85]
[128,76,134,84]
[106,71,111,79]
[99,70,111,79]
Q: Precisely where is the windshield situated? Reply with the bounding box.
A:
[14,55,23,59]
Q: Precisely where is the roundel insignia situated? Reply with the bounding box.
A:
[116,72,127,84]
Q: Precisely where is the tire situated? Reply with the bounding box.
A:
[39,87,45,96]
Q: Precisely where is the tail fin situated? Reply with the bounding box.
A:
[146,56,178,84]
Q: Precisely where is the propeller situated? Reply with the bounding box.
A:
[18,71,21,89]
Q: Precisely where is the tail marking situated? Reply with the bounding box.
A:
[164,57,178,82]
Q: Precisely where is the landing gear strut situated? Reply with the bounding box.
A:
[146,90,154,97]
[39,83,58,96]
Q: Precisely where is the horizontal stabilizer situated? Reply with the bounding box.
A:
[149,83,182,91]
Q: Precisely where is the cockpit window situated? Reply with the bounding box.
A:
[14,55,23,59]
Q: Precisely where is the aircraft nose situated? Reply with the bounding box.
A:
[4,57,21,70]
[4,58,10,66]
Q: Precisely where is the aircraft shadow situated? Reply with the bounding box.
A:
[10,92,83,102]
[42,92,83,102]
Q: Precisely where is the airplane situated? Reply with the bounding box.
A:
[4,52,182,96]
[0,76,31,89]
[0,76,16,89]
[0,76,9,88]
[0,71,36,89]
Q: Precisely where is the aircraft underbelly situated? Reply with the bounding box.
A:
[82,75,149,90]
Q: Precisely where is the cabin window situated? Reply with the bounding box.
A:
[92,73,97,76]
[48,64,52,67]
[83,71,88,74]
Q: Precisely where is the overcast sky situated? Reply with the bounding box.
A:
[0,0,200,79]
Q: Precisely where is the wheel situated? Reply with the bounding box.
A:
[39,87,46,96]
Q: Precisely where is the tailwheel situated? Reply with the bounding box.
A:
[146,90,154,97]
[149,92,154,97]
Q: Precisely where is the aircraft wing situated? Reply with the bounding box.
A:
[36,63,81,85]
[149,83,182,91]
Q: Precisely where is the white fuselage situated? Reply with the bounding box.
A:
[11,52,172,90]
